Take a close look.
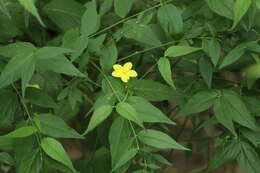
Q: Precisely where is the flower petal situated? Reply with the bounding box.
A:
[123,62,133,70]
[121,75,129,83]
[127,70,138,77]
[113,64,123,70]
[112,70,123,77]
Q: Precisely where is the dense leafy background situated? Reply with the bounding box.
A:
[0,0,260,172]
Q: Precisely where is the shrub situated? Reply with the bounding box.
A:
[0,0,259,172]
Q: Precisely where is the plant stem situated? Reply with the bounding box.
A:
[117,40,178,62]
[89,0,172,38]
[12,84,43,161]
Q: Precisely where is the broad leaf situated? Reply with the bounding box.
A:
[86,105,113,133]
[165,46,201,57]
[205,0,234,19]
[0,42,36,58]
[0,1,11,18]
[127,96,175,125]
[114,0,134,18]
[129,79,178,101]
[116,102,143,127]
[214,90,258,132]
[43,0,85,31]
[26,88,57,108]
[177,90,219,117]
[36,55,85,77]
[232,0,252,29]
[0,152,14,165]
[199,56,213,88]
[0,126,37,138]
[123,19,161,46]
[41,137,76,172]
[109,117,134,170]
[100,41,118,71]
[0,90,18,128]
[81,1,99,36]
[17,149,42,173]
[34,114,84,139]
[138,129,188,150]
[113,149,138,171]
[202,39,221,66]
[158,57,175,88]
[34,47,74,60]
[157,4,183,35]
[237,142,260,173]
[17,0,45,26]
[207,140,241,172]
[0,51,35,89]
[219,43,246,69]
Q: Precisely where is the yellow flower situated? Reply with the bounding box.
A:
[112,62,138,83]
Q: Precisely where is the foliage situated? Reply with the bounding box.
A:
[0,0,259,172]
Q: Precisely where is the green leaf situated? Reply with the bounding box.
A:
[158,57,175,88]
[100,40,118,71]
[86,105,113,133]
[34,47,74,60]
[207,140,241,172]
[219,43,246,69]
[70,36,89,61]
[157,4,183,35]
[102,76,125,100]
[214,90,258,132]
[34,114,84,139]
[114,0,134,18]
[199,56,213,88]
[62,29,89,61]
[138,129,188,150]
[237,142,260,173]
[232,0,252,29]
[100,0,113,16]
[43,0,85,31]
[41,137,76,172]
[177,90,219,117]
[81,1,99,36]
[165,46,201,57]
[0,51,35,89]
[205,0,234,19]
[0,14,22,42]
[127,96,175,125]
[17,149,42,173]
[109,117,134,170]
[243,63,260,89]
[88,34,106,53]
[214,97,236,135]
[113,148,138,171]
[0,42,36,58]
[93,92,116,110]
[152,154,171,166]
[0,1,11,18]
[36,55,85,77]
[0,126,37,138]
[202,39,221,66]
[241,129,260,147]
[116,102,143,127]
[68,87,83,109]
[26,88,57,108]
[129,79,178,101]
[17,0,45,26]
[0,89,18,128]
[256,0,260,9]
[0,152,14,165]
[123,19,161,46]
